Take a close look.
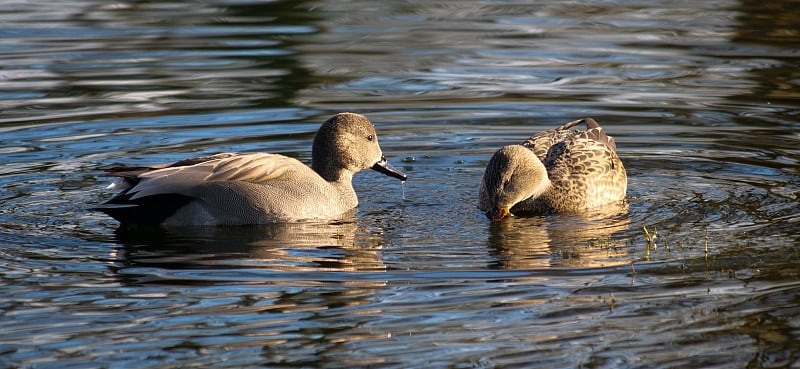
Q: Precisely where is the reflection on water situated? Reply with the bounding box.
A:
[115,217,387,274]
[488,204,631,269]
[1,0,800,367]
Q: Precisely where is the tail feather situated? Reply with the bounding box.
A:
[563,117,616,153]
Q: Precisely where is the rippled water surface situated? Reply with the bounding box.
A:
[2,0,800,368]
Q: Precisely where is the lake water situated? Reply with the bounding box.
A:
[1,0,799,367]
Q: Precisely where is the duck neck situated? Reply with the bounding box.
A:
[328,171,358,208]
[529,159,552,200]
[312,162,334,182]
[311,130,346,182]
[531,176,552,200]
[310,130,359,206]
[312,154,357,193]
[311,155,348,183]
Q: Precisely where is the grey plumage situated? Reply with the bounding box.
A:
[93,113,406,226]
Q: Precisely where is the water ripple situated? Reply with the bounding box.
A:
[1,0,800,368]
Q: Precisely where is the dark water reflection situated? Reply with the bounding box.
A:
[1,0,800,368]
[115,219,387,274]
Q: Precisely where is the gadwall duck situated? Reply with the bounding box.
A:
[94,112,407,226]
[478,118,627,220]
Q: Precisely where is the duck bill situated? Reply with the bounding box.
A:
[372,156,407,181]
[486,206,510,221]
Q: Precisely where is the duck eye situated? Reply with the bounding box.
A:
[367,134,374,141]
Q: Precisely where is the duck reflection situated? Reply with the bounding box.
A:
[487,203,631,270]
[113,212,386,273]
[111,215,392,361]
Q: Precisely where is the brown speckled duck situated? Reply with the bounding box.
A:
[94,112,407,226]
[478,118,627,220]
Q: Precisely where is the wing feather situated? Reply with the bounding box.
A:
[121,153,309,200]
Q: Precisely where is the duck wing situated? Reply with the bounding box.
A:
[523,118,626,211]
[521,118,617,160]
[101,153,241,187]
[94,152,308,224]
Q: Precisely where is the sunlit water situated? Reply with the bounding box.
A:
[2,1,800,368]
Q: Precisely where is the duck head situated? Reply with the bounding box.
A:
[478,145,550,220]
[312,112,406,182]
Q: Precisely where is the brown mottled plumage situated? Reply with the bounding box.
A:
[93,113,407,226]
[478,118,627,220]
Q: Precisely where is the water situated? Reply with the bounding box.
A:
[1,0,799,367]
